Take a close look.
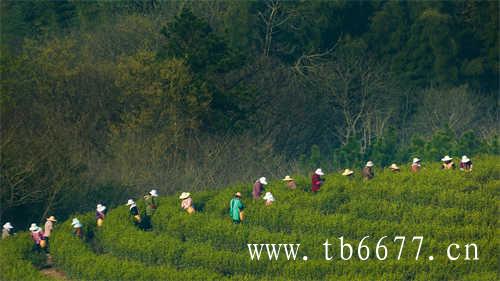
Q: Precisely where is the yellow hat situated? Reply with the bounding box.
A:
[282,175,294,181]
[179,192,191,200]
[341,169,354,176]
[389,163,400,170]
[235,192,242,197]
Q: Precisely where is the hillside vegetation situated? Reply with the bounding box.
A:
[1,156,498,280]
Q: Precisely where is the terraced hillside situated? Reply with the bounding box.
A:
[1,157,499,281]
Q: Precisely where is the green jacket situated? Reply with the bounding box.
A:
[229,198,244,221]
[145,195,157,216]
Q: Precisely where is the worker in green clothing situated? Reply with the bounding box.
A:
[142,189,158,230]
[229,192,245,224]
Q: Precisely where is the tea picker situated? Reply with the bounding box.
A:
[362,161,375,180]
[126,199,142,225]
[253,177,268,199]
[44,216,57,253]
[460,155,473,172]
[311,168,325,192]
[143,189,159,230]
[71,218,83,239]
[411,158,421,173]
[263,191,275,206]
[282,175,297,189]
[2,222,14,239]
[441,155,455,170]
[29,223,45,252]
[230,192,245,224]
[96,204,106,227]
[179,192,195,214]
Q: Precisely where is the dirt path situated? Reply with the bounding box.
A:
[40,267,69,281]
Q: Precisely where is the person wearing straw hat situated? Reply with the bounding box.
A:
[179,192,195,214]
[126,199,142,224]
[229,192,245,224]
[341,169,354,177]
[144,189,159,216]
[460,155,473,172]
[411,158,421,173]
[282,175,297,189]
[311,168,325,192]
[263,191,275,206]
[362,161,375,180]
[29,223,45,252]
[2,222,14,239]
[441,155,455,170]
[253,177,268,199]
[96,204,106,227]
[71,218,83,239]
[389,164,400,173]
[43,216,57,252]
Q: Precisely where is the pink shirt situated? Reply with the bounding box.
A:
[32,231,44,244]
[44,221,53,237]
[181,197,193,210]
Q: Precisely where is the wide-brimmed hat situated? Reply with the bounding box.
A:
[389,164,400,170]
[235,192,242,197]
[73,222,82,228]
[341,169,354,176]
[461,155,471,163]
[126,199,135,206]
[97,205,106,213]
[29,223,40,232]
[259,177,268,185]
[441,155,453,162]
[412,157,421,164]
[3,222,13,229]
[263,192,275,202]
[366,161,374,167]
[71,218,80,226]
[315,168,324,176]
[282,175,294,181]
[47,216,57,222]
[149,189,159,197]
[179,192,191,200]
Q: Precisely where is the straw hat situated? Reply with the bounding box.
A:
[179,192,191,200]
[441,155,453,162]
[315,168,324,176]
[3,222,13,229]
[263,192,275,202]
[259,177,268,185]
[461,155,471,163]
[71,218,80,226]
[341,169,354,176]
[412,157,421,164]
[47,216,57,222]
[282,175,294,181]
[149,189,159,197]
[389,164,400,170]
[235,192,242,197]
[366,161,374,167]
[73,222,82,228]
[97,205,106,213]
[29,223,40,232]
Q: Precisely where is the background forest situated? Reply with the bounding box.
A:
[1,0,498,225]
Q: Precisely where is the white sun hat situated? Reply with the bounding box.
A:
[461,155,471,163]
[97,205,106,213]
[259,177,268,185]
[179,192,191,200]
[315,168,324,176]
[366,161,374,167]
[341,169,354,176]
[441,155,453,162]
[149,189,159,197]
[263,192,275,202]
[71,218,80,226]
[389,163,400,170]
[29,223,40,232]
[73,222,82,228]
[3,222,13,229]
[126,199,135,206]
[412,157,421,164]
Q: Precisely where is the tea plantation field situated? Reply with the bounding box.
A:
[1,157,499,281]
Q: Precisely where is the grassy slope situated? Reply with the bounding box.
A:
[1,156,498,280]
